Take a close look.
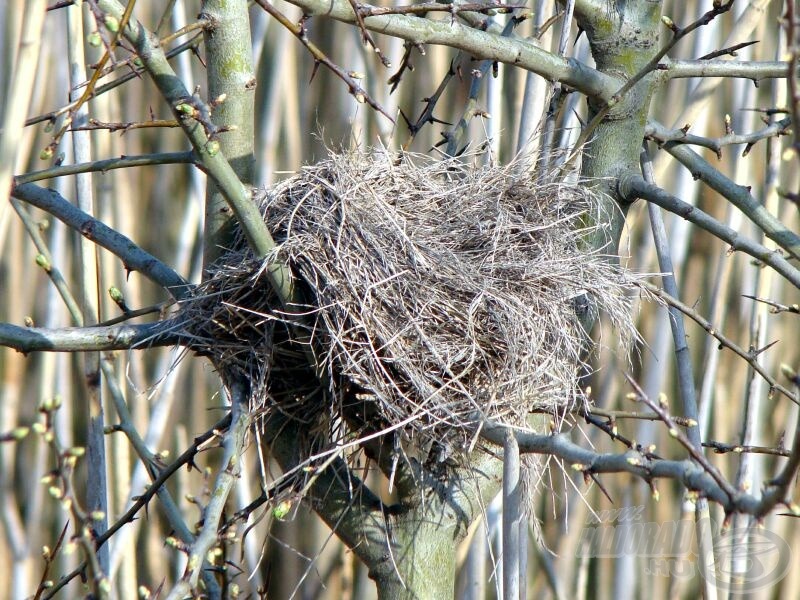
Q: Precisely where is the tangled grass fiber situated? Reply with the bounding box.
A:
[185,151,635,457]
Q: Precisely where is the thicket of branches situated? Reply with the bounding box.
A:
[1,1,800,599]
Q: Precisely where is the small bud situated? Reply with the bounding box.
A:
[104,16,120,33]
[65,446,85,458]
[668,428,678,438]
[652,489,660,502]
[32,422,47,435]
[354,93,366,104]
[108,286,124,303]
[39,397,60,412]
[781,364,798,381]
[626,456,642,466]
[133,57,143,68]
[42,545,51,559]
[175,103,194,115]
[570,463,586,471]
[35,254,49,269]
[48,486,64,499]
[87,31,102,47]
[91,510,106,521]
[40,147,54,160]
[661,15,675,29]
[10,426,29,440]
[138,586,151,599]
[206,140,220,157]
[24,316,34,327]
[348,71,364,80]
[273,500,292,520]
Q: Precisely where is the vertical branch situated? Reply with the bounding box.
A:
[641,142,717,598]
[641,145,702,445]
[538,0,574,176]
[729,20,787,589]
[516,1,550,157]
[66,1,109,574]
[164,383,250,599]
[201,0,257,270]
[0,1,46,231]
[502,429,521,600]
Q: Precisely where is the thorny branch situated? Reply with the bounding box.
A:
[624,375,737,499]
[561,1,737,170]
[784,0,800,205]
[255,0,395,122]
[37,0,137,159]
[646,116,792,159]
[11,183,191,300]
[25,34,204,128]
[479,408,800,518]
[642,281,799,406]
[617,172,800,290]
[42,416,232,599]
[14,151,195,185]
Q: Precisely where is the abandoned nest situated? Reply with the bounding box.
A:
[184,151,636,455]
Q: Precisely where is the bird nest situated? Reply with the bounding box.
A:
[184,151,636,455]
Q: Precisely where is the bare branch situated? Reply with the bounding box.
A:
[617,172,800,291]
[0,320,184,353]
[281,0,619,101]
[11,183,192,300]
[254,0,395,121]
[94,0,296,307]
[165,382,250,599]
[659,59,790,80]
[661,139,800,260]
[14,151,194,185]
[641,281,799,406]
[478,418,791,517]
[646,116,791,158]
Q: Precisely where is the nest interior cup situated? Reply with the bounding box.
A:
[187,150,635,455]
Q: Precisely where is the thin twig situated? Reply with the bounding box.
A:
[255,0,395,122]
[641,281,799,407]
